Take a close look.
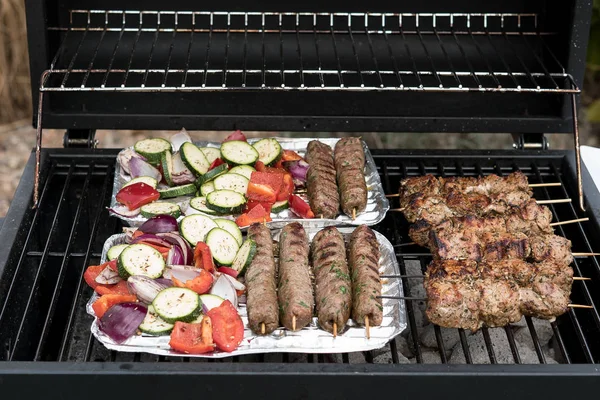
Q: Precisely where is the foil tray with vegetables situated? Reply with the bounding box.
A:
[84,215,406,358]
[109,129,389,228]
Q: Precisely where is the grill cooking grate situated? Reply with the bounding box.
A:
[41,11,578,93]
[0,150,598,364]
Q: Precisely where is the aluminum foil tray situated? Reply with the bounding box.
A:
[110,137,390,228]
[87,225,407,358]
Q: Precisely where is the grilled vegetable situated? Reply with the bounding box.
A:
[189,196,218,215]
[230,239,256,275]
[214,173,249,194]
[134,138,172,164]
[199,163,229,185]
[271,199,289,213]
[200,147,221,165]
[140,202,181,218]
[200,180,216,196]
[116,182,160,210]
[123,176,158,189]
[179,214,218,245]
[139,305,174,335]
[107,244,129,261]
[252,138,282,166]
[160,150,174,186]
[205,228,240,266]
[220,140,260,166]
[126,275,172,304]
[180,142,211,177]
[206,190,247,214]
[158,183,197,199]
[206,299,244,352]
[92,294,138,319]
[199,294,225,312]
[169,319,214,354]
[138,214,179,233]
[228,165,255,180]
[152,287,202,323]
[98,302,148,344]
[214,218,243,247]
[117,244,166,279]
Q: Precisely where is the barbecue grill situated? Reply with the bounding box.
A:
[1,0,599,398]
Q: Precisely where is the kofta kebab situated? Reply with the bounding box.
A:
[388,172,594,331]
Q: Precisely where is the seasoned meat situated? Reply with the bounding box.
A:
[529,235,573,265]
[334,137,368,217]
[305,140,340,219]
[245,223,279,335]
[278,222,314,331]
[348,225,383,327]
[311,226,352,333]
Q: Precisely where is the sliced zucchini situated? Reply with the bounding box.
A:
[158,183,196,199]
[139,305,174,336]
[271,199,289,213]
[134,138,172,164]
[179,214,218,245]
[140,202,181,218]
[214,173,249,194]
[205,228,240,266]
[198,163,228,185]
[220,140,259,166]
[230,239,257,275]
[160,150,174,186]
[252,138,282,166]
[117,244,166,279]
[152,287,202,324]
[200,180,216,196]
[189,197,218,215]
[123,176,158,189]
[107,244,129,261]
[200,147,221,165]
[228,165,255,180]
[206,190,247,214]
[180,142,211,177]
[214,218,243,247]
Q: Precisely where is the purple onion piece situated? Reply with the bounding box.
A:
[283,160,309,182]
[158,232,193,265]
[166,245,185,265]
[163,265,201,282]
[95,266,122,285]
[170,128,192,152]
[108,205,141,218]
[117,149,146,175]
[98,302,148,344]
[126,275,171,304]
[138,214,179,234]
[155,278,174,287]
[129,157,162,182]
[131,233,173,248]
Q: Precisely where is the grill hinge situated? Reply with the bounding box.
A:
[512,133,549,150]
[63,129,98,148]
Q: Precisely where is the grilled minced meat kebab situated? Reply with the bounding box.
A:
[311,226,352,333]
[425,259,573,331]
[334,137,368,217]
[246,223,279,335]
[279,222,314,331]
[409,199,553,246]
[305,140,340,219]
[348,225,383,327]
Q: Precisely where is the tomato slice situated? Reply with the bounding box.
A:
[282,149,302,162]
[222,130,247,142]
[169,319,215,354]
[246,182,277,203]
[115,182,160,210]
[277,173,294,201]
[92,294,138,319]
[194,242,215,273]
[206,300,244,352]
[289,194,315,219]
[184,269,214,295]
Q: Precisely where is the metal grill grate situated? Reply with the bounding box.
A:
[40,10,579,93]
[0,149,598,364]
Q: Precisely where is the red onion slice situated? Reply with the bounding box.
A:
[170,128,192,152]
[283,160,309,182]
[95,266,122,285]
[129,157,162,182]
[108,205,141,218]
[166,245,185,265]
[131,233,173,248]
[127,275,172,304]
[158,232,193,265]
[98,302,148,344]
[138,214,179,234]
[163,265,202,282]
[117,149,147,175]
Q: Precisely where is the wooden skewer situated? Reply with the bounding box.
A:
[385,193,400,198]
[365,316,370,339]
[262,218,267,226]
[389,208,406,212]
[536,199,571,205]
[292,315,297,332]
[381,274,590,281]
[573,277,592,281]
[333,322,337,337]
[394,242,416,247]
[529,182,562,188]
[568,304,594,309]
[573,252,600,257]
[549,217,589,227]
[352,208,356,220]
[261,323,266,335]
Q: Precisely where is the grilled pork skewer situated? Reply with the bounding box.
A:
[311,226,352,335]
[348,225,383,331]
[246,223,279,335]
[424,259,574,331]
[278,222,314,331]
[334,137,368,218]
[305,141,340,219]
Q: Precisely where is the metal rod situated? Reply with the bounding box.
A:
[382,14,403,88]
[61,13,90,88]
[261,13,266,87]
[101,12,126,88]
[142,14,161,88]
[313,15,325,87]
[181,13,195,87]
[122,18,143,87]
[502,30,539,89]
[203,13,214,87]
[415,19,443,88]
[364,16,384,88]
[330,15,345,87]
[348,15,365,87]
[279,13,285,87]
[572,92,585,211]
[484,28,520,89]
[222,13,232,88]
[162,12,178,87]
[520,33,559,89]
[295,14,305,88]
[434,25,462,87]
[452,28,481,88]
[81,14,108,88]
[242,13,248,87]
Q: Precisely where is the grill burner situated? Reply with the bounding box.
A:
[0,149,598,364]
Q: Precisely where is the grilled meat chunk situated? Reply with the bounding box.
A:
[305,140,340,219]
[348,225,383,327]
[311,226,352,333]
[334,137,368,217]
[246,223,279,335]
[278,222,314,331]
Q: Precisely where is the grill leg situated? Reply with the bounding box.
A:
[63,129,98,148]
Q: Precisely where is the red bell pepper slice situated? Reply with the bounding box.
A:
[282,149,302,162]
[217,266,239,278]
[83,260,131,295]
[116,182,160,211]
[169,318,215,354]
[96,281,131,296]
[254,160,287,174]
[107,259,118,272]
[206,300,244,352]
[247,182,277,203]
[235,204,272,227]
[244,199,273,214]
[250,171,284,192]
[289,194,315,219]
[185,269,214,295]
[208,158,225,171]
[222,130,247,143]
[194,242,215,273]
[277,173,294,201]
[92,294,138,319]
